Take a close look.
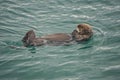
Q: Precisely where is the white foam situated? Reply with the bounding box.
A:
[73,5,97,10]
[102,6,120,10]
[58,61,78,66]
[104,65,120,71]
[96,46,119,51]
[71,15,95,19]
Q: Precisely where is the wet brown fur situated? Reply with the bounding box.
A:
[22,23,93,46]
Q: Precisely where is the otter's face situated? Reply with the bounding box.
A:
[76,23,92,35]
[72,23,93,41]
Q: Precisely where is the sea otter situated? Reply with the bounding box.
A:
[22,23,93,46]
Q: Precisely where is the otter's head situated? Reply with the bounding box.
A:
[72,23,93,42]
[22,30,36,46]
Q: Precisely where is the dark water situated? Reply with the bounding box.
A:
[0,0,120,80]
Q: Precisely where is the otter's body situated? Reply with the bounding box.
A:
[41,33,72,42]
[22,23,93,47]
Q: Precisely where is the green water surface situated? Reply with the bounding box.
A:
[0,0,120,80]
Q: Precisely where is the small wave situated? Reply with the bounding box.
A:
[104,65,120,71]
[58,61,78,66]
[96,46,119,51]
[9,45,26,50]
[0,0,17,5]
[70,15,95,19]
[72,5,97,10]
[16,61,41,67]
[102,6,120,10]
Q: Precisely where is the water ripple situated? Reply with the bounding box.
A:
[0,0,120,80]
[104,65,120,71]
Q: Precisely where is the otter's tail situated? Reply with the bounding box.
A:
[22,30,36,46]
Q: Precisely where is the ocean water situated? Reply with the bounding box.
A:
[0,0,120,80]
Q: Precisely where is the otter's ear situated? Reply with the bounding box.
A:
[22,30,36,45]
